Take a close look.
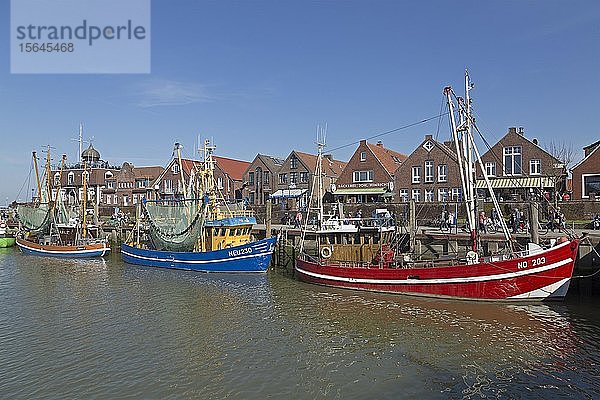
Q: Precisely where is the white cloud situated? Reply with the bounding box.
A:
[135,79,214,107]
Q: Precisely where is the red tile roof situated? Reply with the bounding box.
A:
[213,156,250,181]
[366,142,407,175]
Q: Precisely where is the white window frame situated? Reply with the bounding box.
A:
[530,159,541,175]
[438,188,449,202]
[485,162,496,177]
[424,189,434,202]
[399,189,409,202]
[452,187,461,201]
[437,164,447,182]
[412,189,421,202]
[503,146,522,176]
[360,151,366,161]
[424,161,434,183]
[582,173,600,199]
[412,166,421,184]
[353,170,373,183]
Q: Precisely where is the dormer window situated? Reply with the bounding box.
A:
[105,171,113,179]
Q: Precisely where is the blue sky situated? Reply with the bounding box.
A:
[1,0,599,202]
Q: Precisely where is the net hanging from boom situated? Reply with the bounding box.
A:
[144,199,206,252]
[17,203,51,233]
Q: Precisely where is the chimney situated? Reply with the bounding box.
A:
[443,140,453,148]
[376,141,383,147]
[425,134,433,140]
[518,127,524,136]
[508,127,517,135]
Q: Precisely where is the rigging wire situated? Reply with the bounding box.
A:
[326,111,451,154]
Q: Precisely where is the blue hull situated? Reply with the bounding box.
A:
[121,236,277,273]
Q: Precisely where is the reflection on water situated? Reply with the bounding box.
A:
[0,249,598,399]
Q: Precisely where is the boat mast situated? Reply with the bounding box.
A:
[445,86,477,251]
[174,142,188,199]
[32,151,42,203]
[82,160,88,238]
[45,146,53,206]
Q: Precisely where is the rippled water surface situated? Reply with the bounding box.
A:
[1,249,598,399]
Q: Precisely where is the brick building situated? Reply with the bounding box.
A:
[272,150,346,210]
[212,156,251,201]
[242,154,285,206]
[394,135,460,203]
[333,140,406,203]
[572,140,600,200]
[102,162,163,208]
[51,144,120,207]
[477,127,566,200]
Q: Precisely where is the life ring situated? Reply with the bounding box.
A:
[321,246,332,259]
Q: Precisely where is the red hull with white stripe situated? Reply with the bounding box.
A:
[295,239,579,301]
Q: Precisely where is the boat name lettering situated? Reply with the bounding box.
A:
[229,247,252,257]
[532,256,545,266]
[517,261,528,269]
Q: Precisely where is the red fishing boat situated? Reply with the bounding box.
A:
[295,72,579,301]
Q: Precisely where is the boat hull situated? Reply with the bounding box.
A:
[295,239,579,301]
[121,236,277,273]
[16,237,110,258]
[0,237,16,248]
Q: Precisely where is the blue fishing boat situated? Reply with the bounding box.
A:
[121,140,276,273]
[121,236,276,272]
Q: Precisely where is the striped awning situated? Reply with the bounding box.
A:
[269,189,307,199]
[333,188,387,195]
[476,176,557,189]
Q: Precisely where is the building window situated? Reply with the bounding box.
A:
[289,172,298,184]
[249,192,255,204]
[113,194,118,204]
[300,172,309,183]
[412,189,421,202]
[133,194,138,204]
[217,177,223,189]
[422,140,434,152]
[105,171,113,179]
[425,161,434,183]
[107,180,115,189]
[279,173,288,184]
[412,166,421,184]
[503,146,522,175]
[248,172,254,185]
[485,162,496,177]
[438,188,449,202]
[106,195,111,205]
[399,189,409,202]
[353,170,373,183]
[452,187,461,201]
[53,173,60,186]
[290,156,298,169]
[360,151,366,161]
[583,174,600,198]
[438,164,447,182]
[164,179,173,193]
[264,172,269,184]
[424,189,434,202]
[68,172,74,185]
[530,159,541,175]
[172,163,180,174]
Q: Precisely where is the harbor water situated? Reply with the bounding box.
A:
[1,248,598,399]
